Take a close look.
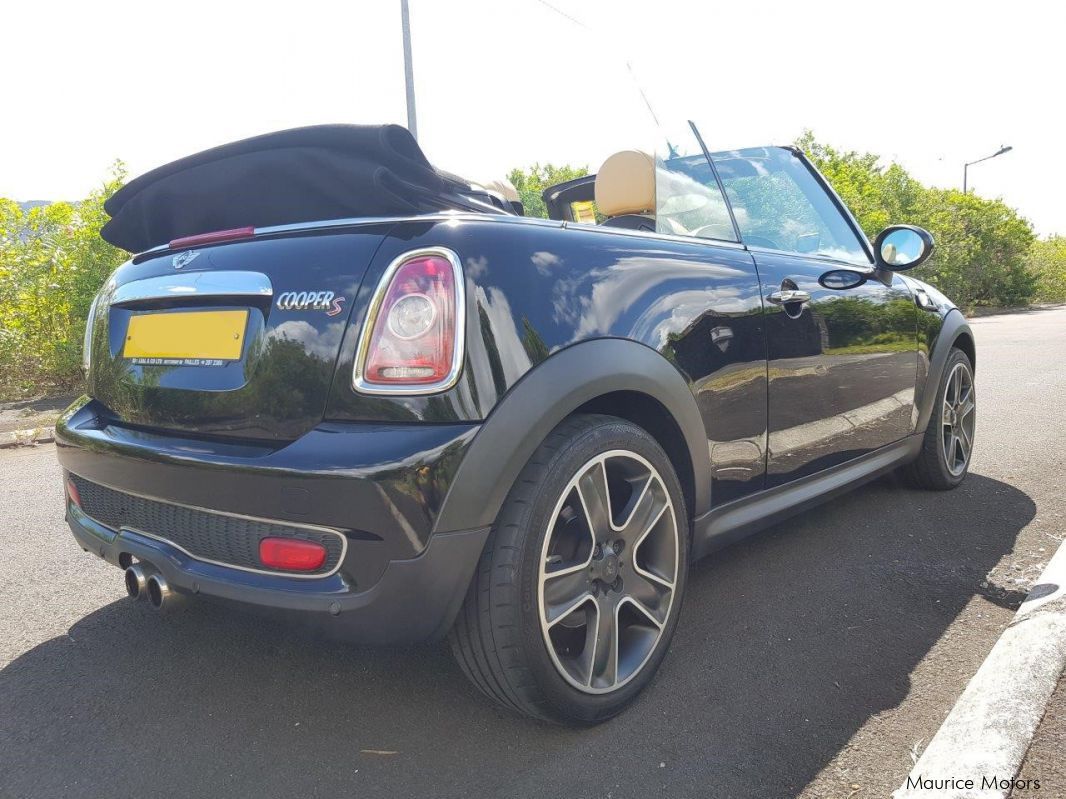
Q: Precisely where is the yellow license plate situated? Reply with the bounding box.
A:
[123,310,249,360]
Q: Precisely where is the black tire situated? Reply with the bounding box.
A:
[904,347,975,490]
[448,414,689,724]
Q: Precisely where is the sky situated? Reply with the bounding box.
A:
[4,0,1063,236]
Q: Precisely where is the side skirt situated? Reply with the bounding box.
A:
[692,434,923,560]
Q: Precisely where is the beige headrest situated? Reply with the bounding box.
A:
[595,150,655,217]
[479,178,520,203]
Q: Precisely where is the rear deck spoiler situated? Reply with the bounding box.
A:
[101,124,475,252]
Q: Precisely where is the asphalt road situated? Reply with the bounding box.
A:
[2,307,1064,799]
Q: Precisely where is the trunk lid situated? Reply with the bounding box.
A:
[88,225,388,441]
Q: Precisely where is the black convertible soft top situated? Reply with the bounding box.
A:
[102,124,483,252]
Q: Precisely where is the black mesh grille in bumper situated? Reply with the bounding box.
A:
[69,475,344,576]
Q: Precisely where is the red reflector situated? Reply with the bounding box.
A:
[258,537,327,572]
[169,226,255,249]
[66,479,82,508]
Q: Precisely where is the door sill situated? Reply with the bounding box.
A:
[692,434,923,559]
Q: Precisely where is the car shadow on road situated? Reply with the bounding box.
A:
[0,473,1035,799]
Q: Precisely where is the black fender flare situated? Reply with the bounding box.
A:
[432,339,710,534]
[914,309,974,434]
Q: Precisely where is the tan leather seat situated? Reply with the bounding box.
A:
[478,177,523,215]
[480,178,520,203]
[594,150,655,231]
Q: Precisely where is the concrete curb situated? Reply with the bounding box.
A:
[0,426,55,449]
[894,538,1066,798]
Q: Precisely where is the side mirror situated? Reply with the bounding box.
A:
[873,225,934,271]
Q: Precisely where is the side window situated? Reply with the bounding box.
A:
[656,155,738,242]
[713,147,871,264]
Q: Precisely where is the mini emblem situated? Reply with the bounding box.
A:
[172,251,200,269]
[276,290,346,316]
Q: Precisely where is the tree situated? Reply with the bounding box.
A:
[1029,236,1066,303]
[507,163,588,219]
[912,188,1035,306]
[795,132,1036,308]
[0,163,127,399]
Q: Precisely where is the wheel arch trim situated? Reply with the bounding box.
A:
[915,310,974,434]
[431,339,710,534]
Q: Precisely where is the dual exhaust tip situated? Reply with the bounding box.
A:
[124,562,175,610]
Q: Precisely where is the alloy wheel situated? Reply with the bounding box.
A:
[941,362,976,476]
[537,450,679,694]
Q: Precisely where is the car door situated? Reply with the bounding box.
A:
[651,149,771,506]
[712,147,918,487]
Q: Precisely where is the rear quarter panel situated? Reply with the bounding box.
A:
[325,217,769,503]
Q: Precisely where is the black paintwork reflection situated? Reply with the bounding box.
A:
[56,398,478,588]
[91,228,390,440]
[326,220,769,503]
[661,289,767,504]
[903,275,950,393]
[753,251,918,485]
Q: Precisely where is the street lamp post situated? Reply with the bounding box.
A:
[963,145,1012,193]
[400,0,417,140]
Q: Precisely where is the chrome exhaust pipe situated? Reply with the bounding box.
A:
[146,573,173,610]
[124,563,151,600]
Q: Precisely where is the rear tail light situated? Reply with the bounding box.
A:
[258,537,327,572]
[354,248,465,394]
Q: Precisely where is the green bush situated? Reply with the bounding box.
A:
[1029,236,1066,303]
[0,165,126,401]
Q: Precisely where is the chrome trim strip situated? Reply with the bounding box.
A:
[110,271,273,306]
[82,291,101,372]
[352,246,467,396]
[741,242,874,268]
[70,473,347,580]
[121,525,347,580]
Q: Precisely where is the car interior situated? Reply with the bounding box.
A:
[477,177,524,216]
[542,150,739,241]
[538,146,876,266]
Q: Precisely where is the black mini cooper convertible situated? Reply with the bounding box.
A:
[58,123,975,723]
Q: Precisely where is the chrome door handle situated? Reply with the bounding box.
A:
[767,289,811,305]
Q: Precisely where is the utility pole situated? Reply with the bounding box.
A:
[400,0,418,140]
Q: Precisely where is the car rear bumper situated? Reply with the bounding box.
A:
[65,504,487,642]
[57,397,488,644]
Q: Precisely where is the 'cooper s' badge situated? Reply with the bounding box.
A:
[172,251,200,269]
[276,290,346,317]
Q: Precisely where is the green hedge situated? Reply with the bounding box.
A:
[0,166,126,400]
[1029,236,1066,303]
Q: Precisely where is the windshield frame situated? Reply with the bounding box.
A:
[782,145,876,266]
